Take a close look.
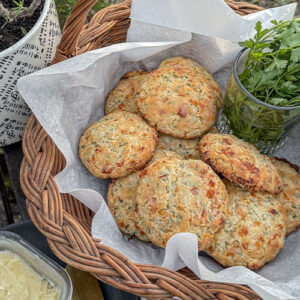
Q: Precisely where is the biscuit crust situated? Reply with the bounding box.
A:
[157,133,201,159]
[136,158,228,249]
[148,149,183,164]
[108,171,149,241]
[107,150,182,241]
[137,57,222,138]
[199,133,282,194]
[105,70,149,115]
[135,150,183,238]
[159,57,223,109]
[157,127,218,160]
[271,157,300,235]
[79,111,157,178]
[207,180,286,270]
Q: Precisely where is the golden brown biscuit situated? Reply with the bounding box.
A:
[199,133,282,194]
[159,57,223,109]
[108,171,149,241]
[105,70,149,115]
[107,150,182,241]
[148,149,182,164]
[137,57,222,138]
[79,111,157,178]
[135,150,184,237]
[207,179,286,270]
[159,56,196,69]
[157,127,219,159]
[137,158,228,249]
[207,126,219,134]
[270,157,300,235]
[157,133,201,159]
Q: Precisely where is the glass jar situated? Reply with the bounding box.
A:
[219,47,300,154]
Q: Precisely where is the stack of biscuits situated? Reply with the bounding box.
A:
[79,57,300,270]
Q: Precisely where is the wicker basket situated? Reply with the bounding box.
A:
[20,1,265,299]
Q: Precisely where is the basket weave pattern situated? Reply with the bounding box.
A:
[21,1,264,299]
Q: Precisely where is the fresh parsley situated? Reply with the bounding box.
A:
[222,19,300,153]
[239,19,300,107]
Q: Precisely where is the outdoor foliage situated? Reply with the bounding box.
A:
[54,0,299,28]
[55,0,115,27]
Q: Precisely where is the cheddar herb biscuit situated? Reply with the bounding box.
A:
[79,111,157,178]
[105,70,149,115]
[207,126,219,134]
[137,57,222,138]
[207,180,286,270]
[137,158,228,249]
[148,149,182,164]
[270,158,300,235]
[135,150,183,237]
[159,57,223,109]
[199,133,282,194]
[108,171,149,241]
[107,150,182,241]
[157,133,201,159]
[157,127,218,159]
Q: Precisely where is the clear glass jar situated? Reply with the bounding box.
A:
[219,47,300,154]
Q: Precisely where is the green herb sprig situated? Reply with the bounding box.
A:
[12,0,29,18]
[239,19,300,107]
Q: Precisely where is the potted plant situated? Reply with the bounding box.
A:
[0,0,61,146]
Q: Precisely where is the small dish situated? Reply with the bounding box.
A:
[0,231,72,300]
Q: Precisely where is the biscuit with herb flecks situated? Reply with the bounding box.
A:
[107,150,182,241]
[157,133,201,159]
[105,70,149,115]
[79,111,157,178]
[157,127,219,159]
[159,57,223,109]
[136,158,228,249]
[137,57,222,138]
[148,149,182,164]
[270,157,300,235]
[199,133,282,194]
[108,171,149,240]
[207,179,286,270]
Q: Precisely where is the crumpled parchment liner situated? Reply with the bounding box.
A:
[17,1,299,298]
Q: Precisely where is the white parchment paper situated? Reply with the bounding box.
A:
[17,1,299,298]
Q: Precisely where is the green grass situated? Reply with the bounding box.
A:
[55,0,116,27]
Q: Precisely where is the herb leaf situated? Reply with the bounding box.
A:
[239,18,300,107]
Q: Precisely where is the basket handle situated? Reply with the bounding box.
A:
[51,0,97,64]
[51,0,263,65]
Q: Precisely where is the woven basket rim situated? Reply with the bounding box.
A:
[20,1,265,299]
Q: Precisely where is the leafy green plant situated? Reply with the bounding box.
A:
[0,0,41,29]
[239,19,300,107]
[12,0,29,18]
[222,74,300,153]
[20,26,27,35]
[223,19,300,153]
